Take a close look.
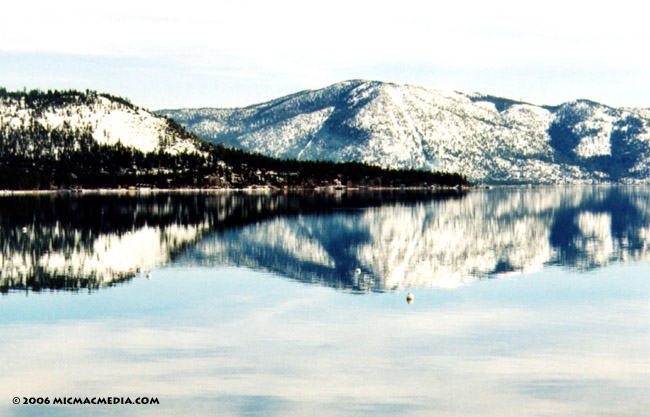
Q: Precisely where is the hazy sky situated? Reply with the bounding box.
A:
[1,0,649,109]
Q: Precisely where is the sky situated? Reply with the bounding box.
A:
[1,0,649,110]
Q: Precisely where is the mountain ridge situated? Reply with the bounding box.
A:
[158,80,650,184]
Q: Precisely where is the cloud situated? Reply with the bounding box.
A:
[2,0,649,108]
[4,0,649,71]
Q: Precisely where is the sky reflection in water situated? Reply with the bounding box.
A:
[1,187,649,416]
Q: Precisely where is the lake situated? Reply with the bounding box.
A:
[1,187,649,416]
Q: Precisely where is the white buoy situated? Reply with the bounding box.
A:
[406,293,414,304]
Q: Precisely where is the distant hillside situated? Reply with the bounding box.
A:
[158,80,650,184]
[0,88,468,189]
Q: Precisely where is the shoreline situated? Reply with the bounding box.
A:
[0,184,477,195]
[3,182,648,195]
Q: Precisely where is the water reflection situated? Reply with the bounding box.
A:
[2,186,650,293]
[549,188,650,268]
[188,186,650,291]
[0,190,461,292]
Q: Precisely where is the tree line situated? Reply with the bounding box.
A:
[0,87,135,111]
[0,141,470,190]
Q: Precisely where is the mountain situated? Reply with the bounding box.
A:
[0,88,467,190]
[0,88,206,189]
[1,88,200,154]
[158,80,650,184]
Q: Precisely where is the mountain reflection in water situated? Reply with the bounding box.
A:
[2,186,649,293]
[0,190,462,292]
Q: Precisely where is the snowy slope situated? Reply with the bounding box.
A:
[159,80,650,184]
[1,92,201,155]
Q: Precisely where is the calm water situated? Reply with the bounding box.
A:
[1,187,649,416]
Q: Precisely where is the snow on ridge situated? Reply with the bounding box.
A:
[1,94,200,155]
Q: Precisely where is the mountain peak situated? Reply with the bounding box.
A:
[159,81,650,184]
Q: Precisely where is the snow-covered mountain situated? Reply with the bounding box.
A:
[0,90,201,156]
[159,80,650,184]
